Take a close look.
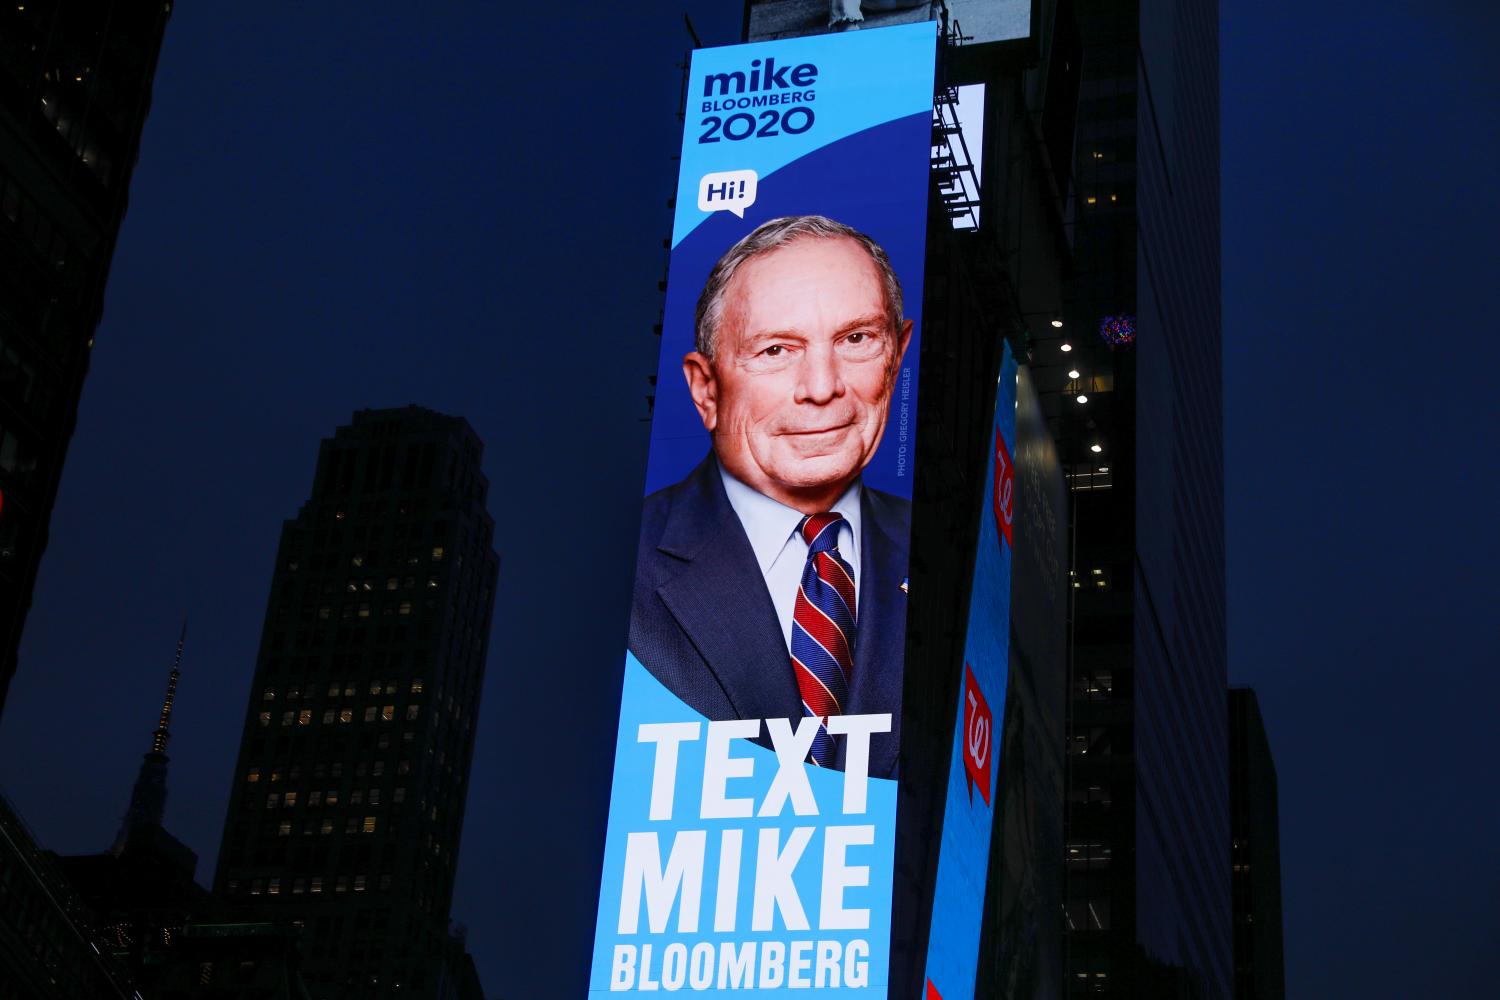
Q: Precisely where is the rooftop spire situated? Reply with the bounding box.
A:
[150,621,187,755]
[112,621,187,854]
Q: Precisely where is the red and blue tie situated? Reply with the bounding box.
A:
[790,512,857,767]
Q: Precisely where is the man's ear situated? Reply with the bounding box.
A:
[891,319,914,378]
[682,352,718,432]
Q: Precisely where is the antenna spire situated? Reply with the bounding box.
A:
[150,620,187,754]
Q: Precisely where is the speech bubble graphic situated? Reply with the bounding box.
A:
[697,169,758,218]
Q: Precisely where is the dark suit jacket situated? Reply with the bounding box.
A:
[628,455,909,778]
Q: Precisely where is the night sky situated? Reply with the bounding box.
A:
[0,3,1494,998]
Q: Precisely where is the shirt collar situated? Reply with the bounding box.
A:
[719,465,863,575]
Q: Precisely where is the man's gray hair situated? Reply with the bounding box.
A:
[693,215,904,360]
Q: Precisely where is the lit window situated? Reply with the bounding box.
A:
[282,792,297,808]
[325,790,339,806]
[386,577,398,590]
[372,761,385,777]
[427,576,438,589]
[262,688,276,701]
[363,706,377,723]
[406,704,420,721]
[369,789,381,805]
[257,712,271,727]
[369,680,382,696]
[278,821,291,836]
[281,711,294,727]
[339,709,353,723]
[270,769,283,782]
[268,878,281,895]
[431,547,444,561]
[398,601,412,616]
[358,603,370,618]
[351,554,364,567]
[384,681,397,694]
[410,678,423,694]
[327,682,340,697]
[250,879,263,896]
[311,876,323,894]
[247,768,260,783]
[298,709,312,726]
[322,709,335,724]
[381,705,395,721]
[363,816,377,834]
[354,874,367,892]
[321,819,333,835]
[343,684,355,697]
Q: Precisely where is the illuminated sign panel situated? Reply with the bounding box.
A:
[922,344,1018,999]
[747,0,1031,47]
[591,23,936,996]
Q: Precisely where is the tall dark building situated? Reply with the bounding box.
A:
[1060,0,1229,996]
[0,0,172,717]
[1228,688,1285,1000]
[213,406,498,999]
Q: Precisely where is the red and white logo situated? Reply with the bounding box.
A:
[962,663,994,807]
[992,426,1014,547]
[926,978,944,1000]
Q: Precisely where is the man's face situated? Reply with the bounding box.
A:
[683,236,912,513]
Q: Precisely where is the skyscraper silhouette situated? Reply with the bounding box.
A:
[213,406,498,999]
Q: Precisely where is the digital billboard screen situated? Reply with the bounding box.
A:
[590,22,936,996]
[747,1,1031,48]
[922,345,1017,999]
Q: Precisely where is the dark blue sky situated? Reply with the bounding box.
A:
[0,3,1494,998]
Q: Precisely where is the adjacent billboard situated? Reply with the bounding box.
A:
[591,22,936,996]
[922,345,1017,999]
[747,1,1031,48]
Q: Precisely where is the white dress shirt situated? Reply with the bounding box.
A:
[719,466,863,653]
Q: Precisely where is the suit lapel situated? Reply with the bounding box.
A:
[654,460,803,725]
[845,487,908,779]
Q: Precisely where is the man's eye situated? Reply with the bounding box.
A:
[847,332,867,344]
[762,345,784,356]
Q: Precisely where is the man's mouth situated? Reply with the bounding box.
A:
[781,420,854,437]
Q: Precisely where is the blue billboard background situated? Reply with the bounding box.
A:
[592,23,936,996]
[922,344,1018,999]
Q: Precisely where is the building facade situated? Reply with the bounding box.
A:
[0,0,172,717]
[212,406,498,999]
[1228,688,1285,1000]
[1061,0,1229,996]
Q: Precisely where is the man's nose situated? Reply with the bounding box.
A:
[794,344,845,404]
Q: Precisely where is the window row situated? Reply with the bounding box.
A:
[263,678,422,701]
[264,787,406,810]
[257,704,422,727]
[230,872,391,897]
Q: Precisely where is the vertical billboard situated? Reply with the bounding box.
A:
[591,22,935,996]
[922,345,1017,999]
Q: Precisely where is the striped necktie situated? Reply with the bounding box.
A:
[790,512,857,767]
